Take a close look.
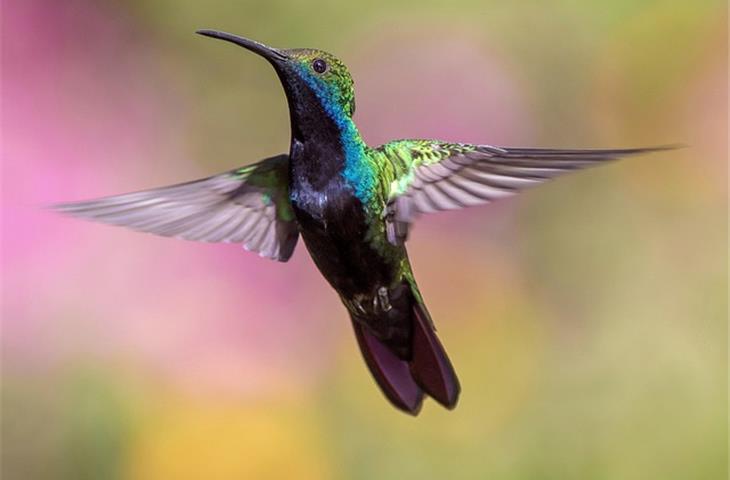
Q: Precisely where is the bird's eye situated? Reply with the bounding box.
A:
[312,58,327,74]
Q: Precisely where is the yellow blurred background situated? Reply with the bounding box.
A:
[2,0,727,479]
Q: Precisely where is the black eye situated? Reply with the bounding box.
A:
[312,58,327,73]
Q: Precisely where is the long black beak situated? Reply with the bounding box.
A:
[196,29,288,63]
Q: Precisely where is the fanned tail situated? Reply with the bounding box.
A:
[350,296,460,414]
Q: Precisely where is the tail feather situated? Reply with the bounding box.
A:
[409,303,460,409]
[350,298,460,414]
[351,321,425,414]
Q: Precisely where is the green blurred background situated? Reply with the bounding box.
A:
[2,0,727,479]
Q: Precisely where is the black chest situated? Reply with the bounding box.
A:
[288,137,356,220]
[288,139,393,295]
[289,140,368,253]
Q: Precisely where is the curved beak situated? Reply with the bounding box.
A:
[196,29,288,64]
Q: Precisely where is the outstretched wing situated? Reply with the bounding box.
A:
[54,154,299,261]
[376,140,672,244]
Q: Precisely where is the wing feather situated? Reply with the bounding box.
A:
[53,154,299,261]
[375,140,673,243]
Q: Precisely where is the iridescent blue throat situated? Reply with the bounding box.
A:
[295,65,376,204]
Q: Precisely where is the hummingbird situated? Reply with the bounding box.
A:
[55,30,671,415]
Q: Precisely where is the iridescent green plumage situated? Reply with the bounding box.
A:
[373,140,478,198]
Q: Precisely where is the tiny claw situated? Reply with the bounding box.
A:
[377,286,392,312]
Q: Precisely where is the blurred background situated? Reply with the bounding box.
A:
[2,0,727,479]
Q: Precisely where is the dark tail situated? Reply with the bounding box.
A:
[351,301,460,415]
[409,302,460,409]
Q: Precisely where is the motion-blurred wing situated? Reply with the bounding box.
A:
[377,140,671,244]
[54,154,299,261]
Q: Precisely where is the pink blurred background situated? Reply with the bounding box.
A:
[2,1,727,479]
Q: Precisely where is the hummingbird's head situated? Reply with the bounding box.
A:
[196,30,356,120]
[281,48,356,118]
